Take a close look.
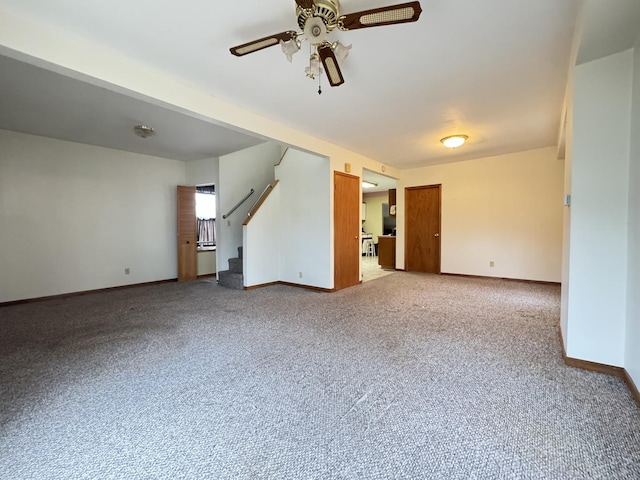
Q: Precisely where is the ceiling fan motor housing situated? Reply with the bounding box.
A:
[297,0,340,30]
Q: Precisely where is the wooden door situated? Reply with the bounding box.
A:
[405,185,441,273]
[177,185,197,281]
[334,172,360,290]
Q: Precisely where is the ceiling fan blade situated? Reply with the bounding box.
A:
[230,31,296,57]
[318,44,345,87]
[339,1,422,30]
[295,0,315,10]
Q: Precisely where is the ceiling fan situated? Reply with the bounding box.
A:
[230,0,422,91]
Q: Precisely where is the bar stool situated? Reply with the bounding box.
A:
[363,239,376,257]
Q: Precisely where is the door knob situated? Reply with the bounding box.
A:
[434,233,440,237]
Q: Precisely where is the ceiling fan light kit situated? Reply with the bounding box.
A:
[333,41,352,60]
[280,38,301,62]
[305,53,323,80]
[230,0,422,91]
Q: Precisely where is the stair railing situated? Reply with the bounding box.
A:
[275,147,289,166]
[222,188,254,219]
[247,183,274,218]
[243,180,279,226]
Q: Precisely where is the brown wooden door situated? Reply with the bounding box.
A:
[177,185,197,281]
[334,172,360,290]
[405,185,441,273]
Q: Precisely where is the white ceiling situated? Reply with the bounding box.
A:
[362,169,397,193]
[0,0,627,170]
[0,55,264,161]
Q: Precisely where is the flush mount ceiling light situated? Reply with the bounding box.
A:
[362,180,378,188]
[441,134,468,149]
[133,124,155,139]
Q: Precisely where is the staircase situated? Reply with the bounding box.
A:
[218,246,244,290]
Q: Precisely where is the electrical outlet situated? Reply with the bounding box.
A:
[489,261,495,268]
[124,268,130,275]
[299,272,303,278]
[227,220,231,227]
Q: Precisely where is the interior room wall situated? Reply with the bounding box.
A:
[186,157,219,187]
[362,192,386,240]
[626,39,640,385]
[196,251,216,276]
[0,129,186,303]
[276,148,331,288]
[217,142,278,276]
[567,50,632,367]
[396,147,564,282]
[243,185,281,287]
[560,89,574,348]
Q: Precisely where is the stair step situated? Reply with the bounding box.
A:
[218,270,244,290]
[237,246,243,259]
[228,257,243,274]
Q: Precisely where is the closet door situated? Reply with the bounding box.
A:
[177,186,197,281]
[405,184,441,273]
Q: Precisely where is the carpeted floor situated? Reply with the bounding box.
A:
[1,273,639,479]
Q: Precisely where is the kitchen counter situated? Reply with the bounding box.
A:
[377,236,396,270]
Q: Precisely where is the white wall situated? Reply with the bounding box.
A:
[0,130,185,302]
[186,157,219,187]
[217,143,278,275]
[626,40,640,385]
[396,147,564,282]
[567,50,633,366]
[243,184,281,287]
[276,149,331,288]
[243,148,331,289]
[363,193,387,240]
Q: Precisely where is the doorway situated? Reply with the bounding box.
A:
[177,185,217,281]
[405,184,441,273]
[361,169,398,282]
[195,185,217,277]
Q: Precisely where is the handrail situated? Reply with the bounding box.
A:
[247,184,274,217]
[275,147,289,166]
[222,188,254,219]
[243,180,279,226]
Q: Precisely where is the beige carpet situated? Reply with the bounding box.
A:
[1,273,638,479]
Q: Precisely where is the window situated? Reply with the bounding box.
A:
[196,185,216,250]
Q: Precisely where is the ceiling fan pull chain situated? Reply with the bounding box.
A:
[318,74,322,95]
